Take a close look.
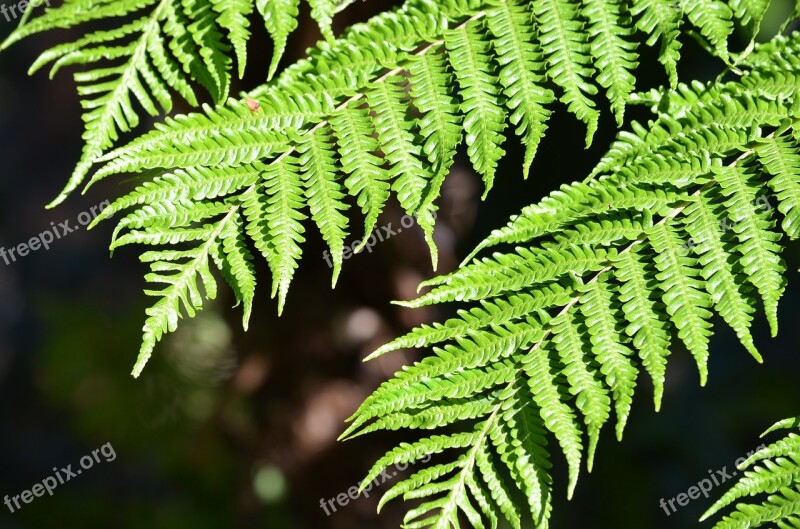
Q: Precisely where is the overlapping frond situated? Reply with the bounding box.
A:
[702,417,800,529]
[77,0,766,374]
[345,33,800,528]
[1,0,357,206]
[126,205,251,377]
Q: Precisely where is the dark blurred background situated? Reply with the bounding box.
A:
[0,1,799,528]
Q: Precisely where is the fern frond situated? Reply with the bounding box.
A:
[309,0,337,42]
[298,126,349,285]
[647,222,714,384]
[489,383,553,526]
[3,0,233,206]
[522,340,583,498]
[3,0,359,205]
[367,382,555,529]
[328,104,391,247]
[535,0,599,143]
[756,133,800,239]
[64,0,765,372]
[677,0,734,60]
[111,200,233,249]
[366,75,430,227]
[631,0,682,86]
[583,0,638,124]
[242,155,306,315]
[445,21,507,195]
[408,49,461,258]
[350,32,800,528]
[730,0,770,29]
[258,0,301,80]
[702,417,800,529]
[548,309,610,470]
[210,0,253,78]
[485,0,553,178]
[713,163,785,336]
[90,164,263,228]
[134,206,237,377]
[214,213,257,330]
[611,247,671,410]
[578,277,638,440]
[682,188,759,360]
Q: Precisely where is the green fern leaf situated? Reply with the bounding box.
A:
[485,0,553,178]
[214,212,257,329]
[578,278,638,440]
[211,0,253,78]
[2,0,331,205]
[329,104,391,247]
[713,163,786,336]
[298,126,350,285]
[408,48,462,259]
[522,343,583,498]
[351,32,800,528]
[474,436,524,528]
[703,418,800,529]
[647,222,714,384]
[682,188,761,360]
[611,247,672,410]
[111,200,232,249]
[445,21,507,197]
[366,74,431,234]
[631,0,682,86]
[369,285,570,359]
[549,309,610,469]
[89,164,263,229]
[756,133,800,239]
[490,384,553,526]
[134,206,240,377]
[309,0,337,42]
[730,0,770,29]
[535,0,599,144]
[583,0,638,124]
[242,156,307,314]
[677,0,734,60]
[58,0,769,374]
[257,0,299,79]
[3,0,241,206]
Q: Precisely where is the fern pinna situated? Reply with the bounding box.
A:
[42,0,761,376]
[700,416,800,529]
[342,32,800,528]
[0,0,352,207]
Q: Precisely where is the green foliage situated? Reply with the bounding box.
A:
[703,417,800,529]
[56,0,762,375]
[7,0,800,526]
[0,0,352,207]
[345,32,800,528]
